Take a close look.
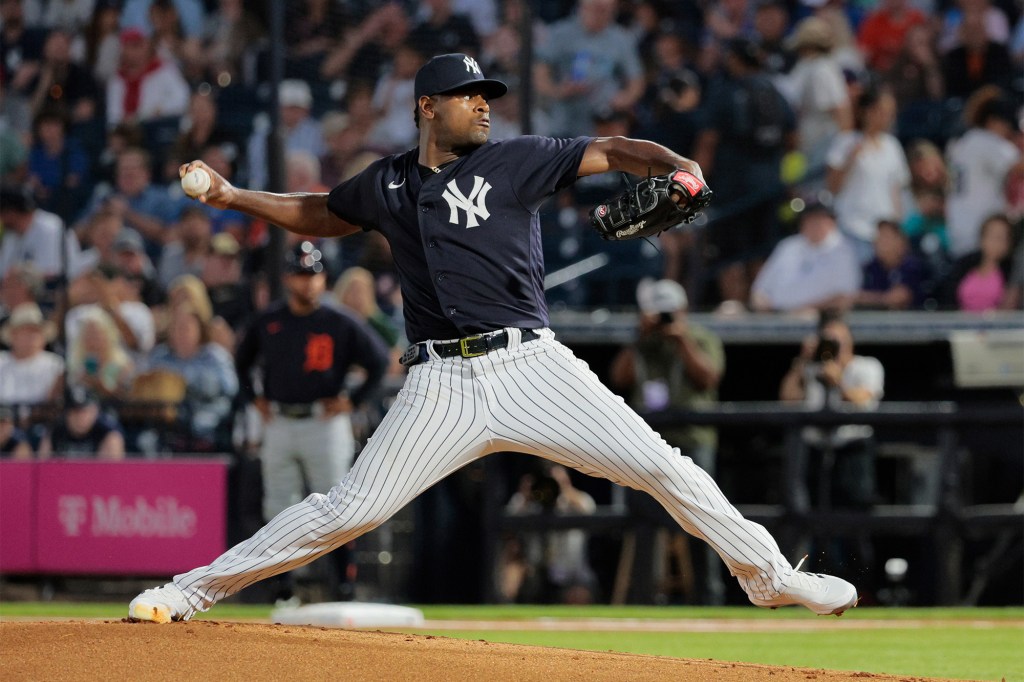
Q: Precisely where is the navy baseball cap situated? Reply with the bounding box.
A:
[284,240,324,274]
[414,53,508,101]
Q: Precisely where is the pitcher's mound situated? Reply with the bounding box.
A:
[2,621,947,682]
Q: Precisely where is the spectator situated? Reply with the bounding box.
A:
[79,147,183,258]
[145,301,238,447]
[503,464,598,604]
[121,0,206,40]
[158,205,210,289]
[938,0,1011,54]
[534,0,645,137]
[1001,239,1024,310]
[409,0,481,57]
[84,0,124,85]
[92,122,144,189]
[857,0,927,72]
[857,220,928,309]
[609,278,726,604]
[148,0,203,80]
[42,0,97,33]
[319,113,370,189]
[284,0,347,77]
[0,405,33,459]
[703,0,758,49]
[333,265,403,370]
[365,44,426,154]
[201,0,264,86]
[0,302,63,406]
[106,28,190,127]
[634,32,702,158]
[170,90,240,174]
[78,210,127,271]
[247,79,326,191]
[37,387,126,460]
[941,213,1016,312]
[945,86,1022,257]
[0,263,44,323]
[26,110,91,221]
[234,241,388,601]
[780,312,884,509]
[941,11,1014,99]
[0,184,78,280]
[784,16,853,181]
[903,187,951,276]
[66,265,156,358]
[201,232,251,332]
[65,303,136,399]
[751,203,861,312]
[905,139,948,209]
[694,38,796,305]
[161,273,233,349]
[319,3,412,86]
[110,227,164,307]
[0,0,47,130]
[826,86,910,261]
[754,0,793,77]
[884,24,944,110]
[28,29,100,124]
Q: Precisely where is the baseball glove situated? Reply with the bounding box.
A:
[589,169,712,241]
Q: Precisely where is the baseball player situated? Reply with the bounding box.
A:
[130,53,857,622]
[235,240,389,601]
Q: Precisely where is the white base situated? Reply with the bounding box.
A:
[270,602,425,629]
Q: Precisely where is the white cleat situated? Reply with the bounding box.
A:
[128,583,194,623]
[751,569,859,616]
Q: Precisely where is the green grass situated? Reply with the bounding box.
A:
[2,603,1021,681]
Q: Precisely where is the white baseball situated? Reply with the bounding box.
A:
[181,168,212,197]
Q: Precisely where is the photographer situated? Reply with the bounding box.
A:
[610,279,725,604]
[779,311,884,509]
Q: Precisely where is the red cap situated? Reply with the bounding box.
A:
[120,27,147,44]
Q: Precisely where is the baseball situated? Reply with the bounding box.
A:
[181,168,211,197]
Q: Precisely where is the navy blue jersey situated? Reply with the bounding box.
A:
[235,301,388,406]
[327,136,593,342]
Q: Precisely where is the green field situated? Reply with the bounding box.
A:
[2,603,1021,681]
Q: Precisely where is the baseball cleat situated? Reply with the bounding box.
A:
[128,583,194,623]
[750,570,859,616]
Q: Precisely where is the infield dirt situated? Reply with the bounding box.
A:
[2,621,965,681]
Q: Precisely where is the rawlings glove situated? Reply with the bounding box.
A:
[589,169,712,241]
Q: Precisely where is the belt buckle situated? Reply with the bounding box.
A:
[400,344,422,367]
[459,335,485,358]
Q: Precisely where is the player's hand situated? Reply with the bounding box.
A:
[320,395,353,417]
[254,396,273,423]
[179,160,235,210]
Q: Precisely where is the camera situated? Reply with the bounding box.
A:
[813,336,840,363]
[658,311,674,326]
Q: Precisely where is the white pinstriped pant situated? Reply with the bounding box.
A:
[173,328,793,611]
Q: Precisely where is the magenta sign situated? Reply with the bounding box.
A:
[34,460,227,575]
[0,462,35,573]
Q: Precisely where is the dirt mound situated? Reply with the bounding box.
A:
[2,621,950,682]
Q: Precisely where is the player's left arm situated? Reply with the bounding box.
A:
[578,137,704,182]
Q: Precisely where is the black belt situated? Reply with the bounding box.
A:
[401,329,541,367]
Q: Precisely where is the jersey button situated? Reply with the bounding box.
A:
[447,306,457,316]
[436,272,446,282]
[428,239,438,248]
[421,207,429,213]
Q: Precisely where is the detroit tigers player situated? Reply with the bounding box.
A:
[129,53,857,622]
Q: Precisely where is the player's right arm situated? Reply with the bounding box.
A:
[179,161,361,238]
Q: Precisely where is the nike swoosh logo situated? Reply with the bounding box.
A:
[388,178,405,189]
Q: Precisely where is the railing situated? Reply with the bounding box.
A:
[480,401,1024,606]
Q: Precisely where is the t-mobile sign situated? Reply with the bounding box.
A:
[34,460,227,575]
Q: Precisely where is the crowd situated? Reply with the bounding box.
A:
[1,0,1022,453]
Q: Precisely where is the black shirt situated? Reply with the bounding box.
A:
[235,301,388,405]
[48,413,121,458]
[327,136,592,342]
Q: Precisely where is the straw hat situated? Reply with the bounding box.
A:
[0,302,57,345]
[787,16,834,52]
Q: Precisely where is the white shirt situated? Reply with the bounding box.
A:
[751,230,862,311]
[0,209,79,278]
[106,60,191,126]
[0,350,65,404]
[803,354,885,445]
[946,128,1020,257]
[827,131,910,242]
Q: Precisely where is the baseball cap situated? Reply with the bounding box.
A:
[725,38,763,68]
[279,79,313,109]
[113,227,145,253]
[0,183,36,213]
[67,386,98,409]
[637,279,688,314]
[120,27,148,44]
[414,53,508,101]
[285,240,324,274]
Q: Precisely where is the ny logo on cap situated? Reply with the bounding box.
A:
[442,175,491,228]
[463,55,482,75]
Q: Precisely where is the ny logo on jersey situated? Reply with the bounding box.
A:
[442,176,491,228]
[463,55,481,74]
